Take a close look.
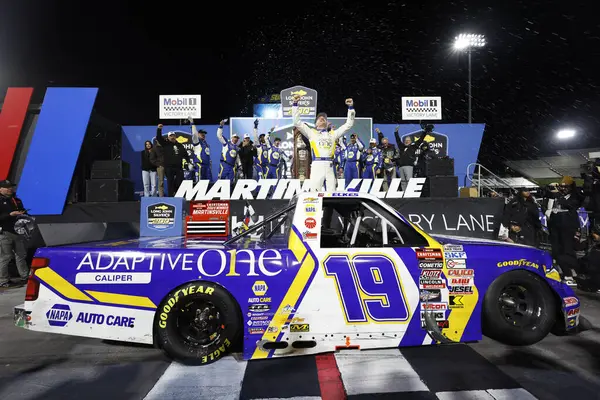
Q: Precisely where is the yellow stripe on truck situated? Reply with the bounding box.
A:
[86,291,157,309]
[252,229,316,359]
[36,268,93,302]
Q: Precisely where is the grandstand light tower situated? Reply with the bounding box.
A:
[454,34,486,123]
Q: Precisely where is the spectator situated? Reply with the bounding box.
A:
[0,180,30,289]
[141,140,158,197]
[152,137,165,196]
[155,125,187,197]
[375,128,399,191]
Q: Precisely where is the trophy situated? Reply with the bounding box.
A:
[293,128,311,180]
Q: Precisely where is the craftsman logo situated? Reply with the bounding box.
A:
[447,269,474,276]
[416,250,442,259]
[446,259,466,269]
[421,302,447,310]
[421,270,442,278]
[449,295,464,308]
[449,286,474,294]
[46,304,73,327]
[305,217,316,229]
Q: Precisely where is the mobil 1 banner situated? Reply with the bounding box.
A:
[226,197,505,239]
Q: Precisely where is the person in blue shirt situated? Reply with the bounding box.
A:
[182,149,200,183]
[341,133,364,183]
[264,133,290,179]
[189,117,212,182]
[253,119,272,179]
[333,138,345,179]
[362,138,382,179]
[216,119,242,181]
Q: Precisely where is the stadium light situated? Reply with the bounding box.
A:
[454,34,486,123]
[557,129,576,140]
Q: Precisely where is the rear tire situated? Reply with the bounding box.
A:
[155,282,241,365]
[482,270,556,345]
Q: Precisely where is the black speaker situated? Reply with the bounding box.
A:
[86,179,134,202]
[91,160,130,179]
[423,176,458,198]
[425,157,454,177]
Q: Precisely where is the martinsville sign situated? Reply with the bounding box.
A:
[175,178,426,200]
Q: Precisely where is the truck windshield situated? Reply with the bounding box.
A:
[223,197,298,245]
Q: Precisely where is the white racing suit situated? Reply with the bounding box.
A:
[292,104,356,191]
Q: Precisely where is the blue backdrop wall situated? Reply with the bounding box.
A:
[121,123,485,197]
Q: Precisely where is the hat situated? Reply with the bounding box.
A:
[369,138,377,143]
[560,176,574,186]
[315,112,328,123]
[198,129,207,135]
[232,133,239,138]
[244,133,250,139]
[167,131,176,137]
[0,180,16,188]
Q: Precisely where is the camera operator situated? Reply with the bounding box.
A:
[0,180,30,289]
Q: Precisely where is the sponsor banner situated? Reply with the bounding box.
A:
[449,295,464,308]
[280,85,318,118]
[419,289,441,302]
[421,302,448,310]
[159,95,201,119]
[448,285,474,295]
[220,197,504,240]
[446,259,467,269]
[401,96,442,120]
[140,197,185,237]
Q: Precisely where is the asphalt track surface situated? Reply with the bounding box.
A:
[1,287,599,400]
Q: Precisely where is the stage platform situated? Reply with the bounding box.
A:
[30,197,506,248]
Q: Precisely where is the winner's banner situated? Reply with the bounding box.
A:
[175,178,427,200]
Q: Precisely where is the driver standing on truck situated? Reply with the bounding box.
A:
[0,180,30,289]
[292,94,355,191]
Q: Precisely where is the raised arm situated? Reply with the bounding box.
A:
[356,136,364,151]
[331,98,356,141]
[188,116,200,145]
[156,124,167,145]
[339,137,346,151]
[216,119,227,146]
[394,127,406,150]
[291,95,313,139]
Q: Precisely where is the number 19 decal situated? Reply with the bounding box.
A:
[323,254,409,323]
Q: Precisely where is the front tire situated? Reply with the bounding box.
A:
[155,282,241,365]
[482,270,556,345]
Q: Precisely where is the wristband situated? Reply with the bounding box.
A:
[292,102,298,106]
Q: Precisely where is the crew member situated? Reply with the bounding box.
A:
[576,223,600,292]
[0,180,30,289]
[155,125,188,197]
[334,138,345,179]
[394,127,426,191]
[253,120,271,179]
[376,128,399,191]
[498,189,542,246]
[362,138,382,179]
[292,94,355,191]
[341,133,364,184]
[189,117,212,182]
[238,133,258,179]
[547,176,583,286]
[264,133,290,179]
[216,120,242,181]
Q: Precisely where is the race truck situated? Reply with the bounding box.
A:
[14,192,580,365]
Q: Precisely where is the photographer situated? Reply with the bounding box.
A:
[0,180,30,289]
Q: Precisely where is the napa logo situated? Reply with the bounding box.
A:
[46,304,73,327]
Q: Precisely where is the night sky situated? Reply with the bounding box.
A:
[1,1,599,172]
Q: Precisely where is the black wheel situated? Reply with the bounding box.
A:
[482,270,556,345]
[155,282,241,365]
